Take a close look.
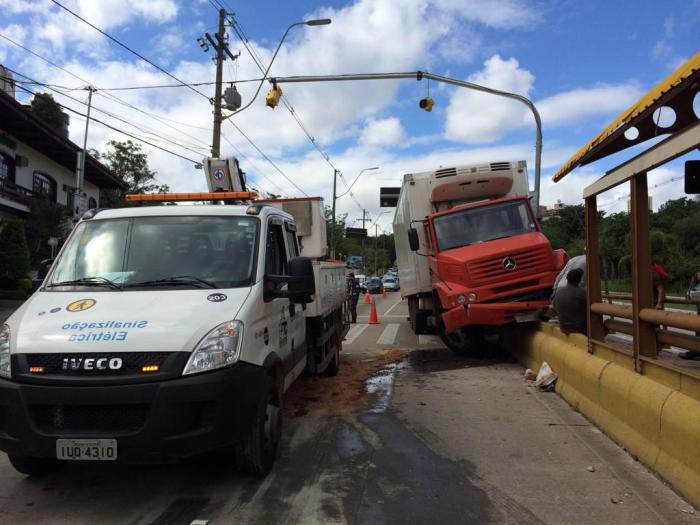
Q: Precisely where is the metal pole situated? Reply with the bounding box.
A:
[374,223,378,276]
[272,71,543,216]
[78,86,93,192]
[211,8,226,158]
[331,169,337,259]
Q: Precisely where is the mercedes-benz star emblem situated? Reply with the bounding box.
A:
[503,257,517,271]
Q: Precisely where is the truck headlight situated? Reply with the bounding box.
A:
[0,324,10,379]
[467,292,478,302]
[183,321,243,376]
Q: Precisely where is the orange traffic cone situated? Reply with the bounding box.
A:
[381,287,387,299]
[364,291,371,304]
[369,296,379,324]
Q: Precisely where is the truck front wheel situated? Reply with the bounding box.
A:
[439,325,485,356]
[9,455,63,476]
[236,377,282,476]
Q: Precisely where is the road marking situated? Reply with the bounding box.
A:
[418,334,442,346]
[358,314,407,319]
[377,324,400,345]
[384,297,404,315]
[344,324,369,345]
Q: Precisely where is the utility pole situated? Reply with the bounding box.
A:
[199,9,239,158]
[211,8,226,158]
[331,169,338,259]
[374,223,379,275]
[74,85,94,220]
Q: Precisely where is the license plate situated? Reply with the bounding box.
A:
[56,439,117,461]
[515,311,538,323]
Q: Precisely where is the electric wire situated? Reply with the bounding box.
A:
[3,68,210,158]
[49,0,212,101]
[13,83,200,164]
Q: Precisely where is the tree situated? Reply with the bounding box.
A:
[97,140,170,207]
[0,219,30,290]
[541,205,586,255]
[30,93,66,133]
[25,200,71,264]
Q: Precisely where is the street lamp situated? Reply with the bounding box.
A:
[331,166,379,259]
[223,18,331,119]
[373,211,390,274]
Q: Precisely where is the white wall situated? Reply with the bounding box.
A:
[0,136,100,207]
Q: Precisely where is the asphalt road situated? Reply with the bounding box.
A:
[0,293,697,524]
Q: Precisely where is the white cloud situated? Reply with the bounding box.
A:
[430,0,539,28]
[444,54,534,143]
[359,117,406,147]
[537,83,643,127]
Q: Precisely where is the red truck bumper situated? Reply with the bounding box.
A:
[442,300,550,332]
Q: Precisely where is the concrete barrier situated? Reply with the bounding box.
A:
[504,323,700,508]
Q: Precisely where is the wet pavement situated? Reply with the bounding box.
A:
[0,294,696,523]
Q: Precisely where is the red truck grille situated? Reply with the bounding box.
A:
[467,246,552,286]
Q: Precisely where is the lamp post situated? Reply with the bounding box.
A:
[223,18,331,120]
[331,166,379,259]
[373,211,390,274]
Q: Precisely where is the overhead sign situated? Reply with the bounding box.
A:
[345,227,367,239]
[380,187,400,207]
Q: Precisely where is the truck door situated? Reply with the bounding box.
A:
[283,220,306,367]
[263,216,295,375]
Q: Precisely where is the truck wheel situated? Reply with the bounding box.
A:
[236,377,282,476]
[440,326,485,356]
[323,325,341,376]
[8,455,63,476]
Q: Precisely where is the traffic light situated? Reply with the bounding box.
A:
[266,84,283,109]
[419,97,435,112]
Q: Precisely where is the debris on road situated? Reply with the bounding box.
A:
[534,361,557,391]
[523,368,537,381]
[284,349,408,417]
[587,466,596,472]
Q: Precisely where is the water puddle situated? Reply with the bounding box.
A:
[365,362,406,413]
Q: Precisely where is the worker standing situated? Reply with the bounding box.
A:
[347,272,361,323]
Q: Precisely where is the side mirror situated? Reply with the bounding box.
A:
[407,228,419,251]
[37,259,54,280]
[264,256,316,304]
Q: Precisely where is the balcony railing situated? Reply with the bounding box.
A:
[0,178,34,201]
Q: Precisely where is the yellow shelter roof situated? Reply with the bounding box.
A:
[553,52,700,182]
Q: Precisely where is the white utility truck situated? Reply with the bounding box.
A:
[0,191,345,476]
[393,160,566,354]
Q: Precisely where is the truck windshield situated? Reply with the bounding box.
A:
[432,200,536,251]
[48,216,258,290]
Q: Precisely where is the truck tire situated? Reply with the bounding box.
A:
[323,327,341,377]
[9,455,63,476]
[236,376,282,476]
[439,325,485,356]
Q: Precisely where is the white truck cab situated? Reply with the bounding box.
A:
[0,198,345,476]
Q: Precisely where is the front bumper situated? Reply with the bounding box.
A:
[442,300,549,332]
[0,362,266,461]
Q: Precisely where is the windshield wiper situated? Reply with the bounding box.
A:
[123,276,217,289]
[47,277,121,290]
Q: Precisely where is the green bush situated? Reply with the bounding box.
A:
[0,219,30,290]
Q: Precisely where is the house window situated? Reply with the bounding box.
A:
[0,152,15,183]
[33,172,57,201]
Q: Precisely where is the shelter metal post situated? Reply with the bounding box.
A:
[585,195,605,346]
[630,172,657,371]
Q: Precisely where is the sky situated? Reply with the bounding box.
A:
[1,0,698,234]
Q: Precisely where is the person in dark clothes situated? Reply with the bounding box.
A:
[346,272,361,323]
[553,268,587,335]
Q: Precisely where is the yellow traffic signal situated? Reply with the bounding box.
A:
[266,84,283,109]
[419,97,435,112]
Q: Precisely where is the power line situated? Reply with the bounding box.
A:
[0,32,214,146]
[49,0,212,101]
[4,68,210,158]
[220,134,285,195]
[14,83,200,164]
[228,13,366,213]
[228,120,308,196]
